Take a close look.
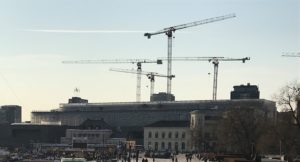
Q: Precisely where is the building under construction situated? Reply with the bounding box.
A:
[31,84,277,145]
[31,98,275,127]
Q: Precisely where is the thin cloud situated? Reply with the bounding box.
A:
[23,29,149,33]
[23,29,191,34]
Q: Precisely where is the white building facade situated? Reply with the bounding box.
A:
[144,121,192,152]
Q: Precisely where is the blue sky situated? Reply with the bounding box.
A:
[0,0,299,121]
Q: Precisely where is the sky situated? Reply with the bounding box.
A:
[0,0,299,121]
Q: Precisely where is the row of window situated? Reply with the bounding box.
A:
[148,141,185,151]
[148,131,185,139]
[73,133,102,138]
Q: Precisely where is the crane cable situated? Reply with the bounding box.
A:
[0,71,23,105]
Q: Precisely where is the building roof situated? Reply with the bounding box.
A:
[145,120,190,128]
[79,119,112,130]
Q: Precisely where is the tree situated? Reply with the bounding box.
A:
[216,106,271,158]
[273,81,300,161]
[191,128,203,151]
[274,80,300,129]
[274,112,300,161]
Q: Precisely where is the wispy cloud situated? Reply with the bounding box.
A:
[22,29,191,34]
[23,29,149,33]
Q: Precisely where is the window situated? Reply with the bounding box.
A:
[175,142,178,151]
[205,116,220,121]
[182,132,185,139]
[168,132,172,138]
[155,142,158,151]
[191,116,195,127]
[155,132,158,138]
[204,132,210,139]
[148,132,152,138]
[181,142,185,150]
[175,132,179,138]
[161,142,165,150]
[162,132,165,138]
[168,142,172,150]
[148,142,152,149]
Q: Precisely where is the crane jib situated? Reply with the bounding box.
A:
[144,13,236,38]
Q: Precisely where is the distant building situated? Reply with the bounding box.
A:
[190,110,221,151]
[68,97,88,104]
[8,123,69,147]
[0,119,125,148]
[0,105,21,124]
[61,129,113,147]
[150,92,175,101]
[61,119,115,146]
[144,120,192,152]
[31,96,276,145]
[230,83,260,99]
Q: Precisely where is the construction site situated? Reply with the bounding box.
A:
[0,1,299,161]
[29,14,278,147]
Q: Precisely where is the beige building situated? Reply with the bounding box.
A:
[144,121,192,152]
[190,110,221,151]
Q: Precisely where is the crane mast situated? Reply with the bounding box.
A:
[144,14,236,95]
[109,68,174,99]
[158,56,250,100]
[63,59,162,102]
[211,59,219,100]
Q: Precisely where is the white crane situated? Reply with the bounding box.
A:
[158,56,250,100]
[109,68,174,99]
[144,14,236,95]
[62,59,162,102]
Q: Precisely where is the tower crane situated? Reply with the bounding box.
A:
[62,59,163,102]
[144,13,236,95]
[109,68,174,99]
[158,56,250,100]
[282,52,300,57]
